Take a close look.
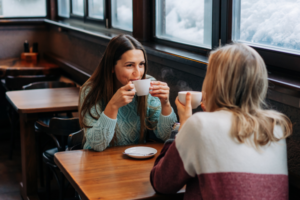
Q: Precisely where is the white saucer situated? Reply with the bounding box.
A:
[124,146,157,159]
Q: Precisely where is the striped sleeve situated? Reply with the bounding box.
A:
[150,141,192,194]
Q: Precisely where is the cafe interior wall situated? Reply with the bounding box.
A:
[0,24,300,186]
[0,24,49,128]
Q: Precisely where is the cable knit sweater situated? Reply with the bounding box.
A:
[151,110,288,200]
[80,84,177,152]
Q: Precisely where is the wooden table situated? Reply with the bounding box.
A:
[54,143,185,200]
[6,87,80,200]
[0,58,60,78]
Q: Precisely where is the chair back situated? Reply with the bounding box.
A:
[5,75,60,90]
[48,117,81,151]
[23,81,76,90]
[67,129,84,151]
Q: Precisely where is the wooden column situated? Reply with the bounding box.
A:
[133,0,152,42]
[48,0,58,20]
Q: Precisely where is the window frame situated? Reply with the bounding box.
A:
[57,0,107,26]
[220,0,300,74]
[151,0,220,56]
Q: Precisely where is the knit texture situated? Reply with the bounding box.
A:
[151,110,288,200]
[80,84,177,152]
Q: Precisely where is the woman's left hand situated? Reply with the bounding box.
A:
[150,81,172,116]
[175,92,192,126]
[149,81,170,105]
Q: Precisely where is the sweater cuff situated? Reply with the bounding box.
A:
[99,112,117,132]
[159,107,176,126]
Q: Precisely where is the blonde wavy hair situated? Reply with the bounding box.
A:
[202,43,292,148]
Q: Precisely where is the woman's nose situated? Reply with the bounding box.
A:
[133,65,141,76]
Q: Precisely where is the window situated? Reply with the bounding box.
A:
[72,0,84,16]
[232,0,300,55]
[88,0,104,20]
[0,0,46,18]
[111,0,133,32]
[155,0,213,49]
[58,0,70,18]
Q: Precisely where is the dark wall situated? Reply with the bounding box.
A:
[0,24,49,127]
[0,24,49,59]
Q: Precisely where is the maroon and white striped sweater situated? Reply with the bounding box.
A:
[150,110,288,200]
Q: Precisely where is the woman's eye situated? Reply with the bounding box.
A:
[126,64,132,67]
[139,63,145,67]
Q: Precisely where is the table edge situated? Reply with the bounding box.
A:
[54,153,89,200]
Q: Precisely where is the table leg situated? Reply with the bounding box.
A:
[19,113,39,200]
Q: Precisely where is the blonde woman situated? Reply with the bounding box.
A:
[150,43,292,199]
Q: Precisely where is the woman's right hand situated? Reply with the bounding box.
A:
[104,82,135,119]
[109,81,135,109]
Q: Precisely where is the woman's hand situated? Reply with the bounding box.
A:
[175,92,192,127]
[104,82,135,119]
[150,81,172,116]
[201,92,206,111]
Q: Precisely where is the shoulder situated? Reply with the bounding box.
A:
[80,83,92,100]
[176,110,233,140]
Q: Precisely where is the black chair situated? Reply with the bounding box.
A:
[67,129,84,151]
[22,81,76,90]
[35,117,81,200]
[5,74,60,90]
[8,80,76,160]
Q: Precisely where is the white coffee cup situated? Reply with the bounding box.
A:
[132,79,151,96]
[178,91,202,109]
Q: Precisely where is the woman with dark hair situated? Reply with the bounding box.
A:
[79,35,177,152]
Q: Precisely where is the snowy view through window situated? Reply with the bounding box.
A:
[156,0,212,48]
[234,0,300,53]
[157,0,300,52]
[111,0,132,32]
[58,0,70,18]
[0,0,46,17]
[72,0,84,16]
[89,0,104,19]
[0,0,299,53]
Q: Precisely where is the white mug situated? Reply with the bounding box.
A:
[178,91,202,109]
[132,79,151,96]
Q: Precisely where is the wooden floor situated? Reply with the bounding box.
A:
[0,126,76,200]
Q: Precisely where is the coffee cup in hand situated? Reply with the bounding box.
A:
[178,91,202,109]
[132,79,151,96]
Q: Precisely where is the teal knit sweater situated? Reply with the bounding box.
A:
[80,85,177,152]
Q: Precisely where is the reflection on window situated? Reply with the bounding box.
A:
[111,0,133,31]
[72,0,84,16]
[156,0,212,49]
[0,0,46,18]
[58,0,70,18]
[88,0,104,19]
[232,0,300,54]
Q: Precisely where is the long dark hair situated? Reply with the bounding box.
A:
[79,35,149,144]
